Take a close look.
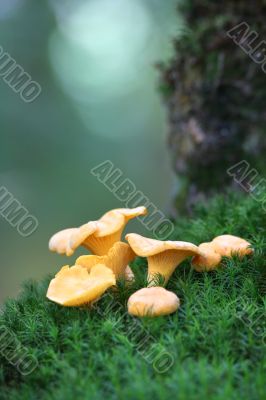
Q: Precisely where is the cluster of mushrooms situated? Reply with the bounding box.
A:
[47,206,254,317]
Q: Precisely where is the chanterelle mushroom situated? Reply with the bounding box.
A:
[211,235,254,257]
[127,287,180,317]
[192,235,253,271]
[46,264,115,306]
[192,242,222,272]
[126,233,200,284]
[49,206,147,257]
[76,242,136,280]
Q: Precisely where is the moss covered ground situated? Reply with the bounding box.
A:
[0,193,265,400]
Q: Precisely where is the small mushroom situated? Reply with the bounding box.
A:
[49,206,147,257]
[76,242,136,280]
[211,235,254,257]
[192,242,222,272]
[192,235,254,271]
[46,264,116,306]
[127,287,180,317]
[126,233,200,284]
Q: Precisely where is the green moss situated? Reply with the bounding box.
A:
[0,193,266,400]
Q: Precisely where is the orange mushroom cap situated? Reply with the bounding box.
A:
[192,242,222,272]
[126,233,200,284]
[76,241,136,280]
[46,264,116,306]
[127,287,180,317]
[211,235,254,257]
[49,206,147,257]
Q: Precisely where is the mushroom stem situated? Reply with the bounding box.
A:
[147,250,191,285]
[125,265,134,282]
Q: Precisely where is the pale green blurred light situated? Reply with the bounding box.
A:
[60,0,151,58]
[49,0,153,99]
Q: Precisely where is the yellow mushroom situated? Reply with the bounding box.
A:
[76,242,136,280]
[49,206,147,257]
[46,264,115,306]
[192,235,253,271]
[211,235,254,258]
[192,242,222,272]
[127,287,180,317]
[126,233,200,284]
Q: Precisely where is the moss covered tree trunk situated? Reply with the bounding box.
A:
[159,0,266,210]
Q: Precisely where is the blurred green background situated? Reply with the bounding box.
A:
[0,0,181,303]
